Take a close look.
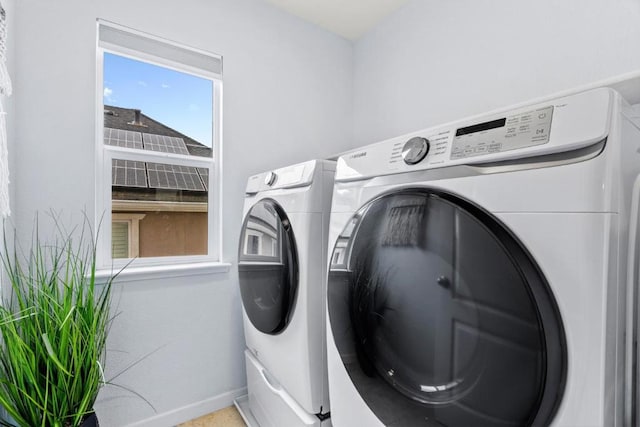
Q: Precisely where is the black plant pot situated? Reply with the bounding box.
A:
[80,412,99,427]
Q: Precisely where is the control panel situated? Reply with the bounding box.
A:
[246,161,315,194]
[451,106,553,159]
[335,88,612,182]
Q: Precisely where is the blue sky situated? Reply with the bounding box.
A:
[103,52,213,147]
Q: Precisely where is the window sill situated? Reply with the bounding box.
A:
[94,261,232,284]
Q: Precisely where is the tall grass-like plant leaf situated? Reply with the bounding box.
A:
[0,214,124,426]
[41,333,71,376]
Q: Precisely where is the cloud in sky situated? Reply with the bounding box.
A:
[137,80,148,87]
[161,83,170,89]
[104,87,113,100]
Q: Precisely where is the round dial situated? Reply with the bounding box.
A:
[401,137,430,165]
[264,171,277,186]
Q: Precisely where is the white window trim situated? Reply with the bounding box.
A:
[93,261,232,284]
[95,20,224,272]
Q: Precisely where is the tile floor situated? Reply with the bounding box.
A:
[180,406,247,427]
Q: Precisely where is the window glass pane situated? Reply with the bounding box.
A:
[103,52,213,155]
[247,234,260,255]
[103,50,215,261]
[111,158,209,258]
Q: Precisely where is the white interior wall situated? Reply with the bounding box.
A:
[353,0,640,145]
[11,0,353,425]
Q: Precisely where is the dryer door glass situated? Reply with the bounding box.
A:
[327,189,566,426]
[239,199,298,335]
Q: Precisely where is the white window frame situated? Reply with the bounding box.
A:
[95,20,223,271]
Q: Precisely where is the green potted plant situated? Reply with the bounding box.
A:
[0,218,116,427]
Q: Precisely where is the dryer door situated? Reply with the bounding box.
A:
[327,189,566,427]
[239,199,299,335]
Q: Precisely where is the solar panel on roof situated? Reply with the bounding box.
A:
[142,133,190,155]
[104,128,143,149]
[147,162,205,191]
[196,168,209,190]
[187,144,213,158]
[112,159,148,188]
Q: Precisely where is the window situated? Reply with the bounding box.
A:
[111,213,146,258]
[111,221,129,258]
[247,234,261,256]
[96,21,222,269]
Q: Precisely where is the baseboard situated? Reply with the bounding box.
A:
[125,387,248,427]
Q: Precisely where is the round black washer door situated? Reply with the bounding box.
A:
[327,189,566,427]
[239,199,299,335]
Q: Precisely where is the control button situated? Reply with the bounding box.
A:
[264,171,277,186]
[401,137,430,165]
[488,143,502,153]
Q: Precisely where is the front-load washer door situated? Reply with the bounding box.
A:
[327,188,566,427]
[239,199,299,335]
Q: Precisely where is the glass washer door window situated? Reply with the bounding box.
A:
[327,188,566,427]
[238,199,299,335]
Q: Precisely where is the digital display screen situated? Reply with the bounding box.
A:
[455,118,507,137]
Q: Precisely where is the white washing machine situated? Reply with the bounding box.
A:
[237,159,334,427]
[325,88,640,426]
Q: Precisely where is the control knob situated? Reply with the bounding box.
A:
[401,137,430,165]
[264,171,277,186]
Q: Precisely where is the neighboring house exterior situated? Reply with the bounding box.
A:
[104,105,211,258]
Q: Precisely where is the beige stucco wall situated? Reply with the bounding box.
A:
[137,211,208,257]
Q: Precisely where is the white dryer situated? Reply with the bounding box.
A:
[325,88,640,426]
[237,159,334,426]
